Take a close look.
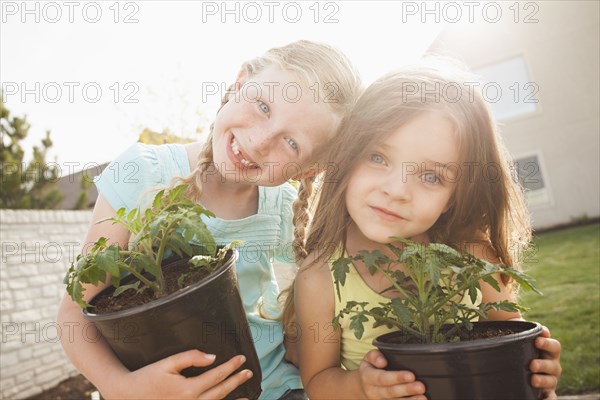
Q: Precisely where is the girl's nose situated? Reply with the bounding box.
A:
[249,127,278,155]
[381,169,411,201]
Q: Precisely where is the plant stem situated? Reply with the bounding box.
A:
[372,263,418,308]
[415,257,431,342]
[426,271,493,319]
[118,261,161,292]
[154,217,181,290]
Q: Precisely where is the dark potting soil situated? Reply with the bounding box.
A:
[389,326,521,344]
[90,260,214,314]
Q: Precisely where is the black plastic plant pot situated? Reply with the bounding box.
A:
[373,321,543,400]
[83,250,262,400]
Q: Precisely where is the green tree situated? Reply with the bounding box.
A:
[138,128,195,145]
[0,97,63,209]
[73,173,92,210]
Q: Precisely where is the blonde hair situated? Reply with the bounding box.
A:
[281,61,532,332]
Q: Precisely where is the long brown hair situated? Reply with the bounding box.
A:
[281,61,532,331]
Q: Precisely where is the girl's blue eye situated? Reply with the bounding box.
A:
[286,138,298,152]
[422,173,441,185]
[369,153,385,164]
[259,101,270,114]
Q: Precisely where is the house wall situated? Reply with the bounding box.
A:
[428,1,600,229]
[0,210,92,399]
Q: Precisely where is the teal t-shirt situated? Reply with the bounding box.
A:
[95,143,301,399]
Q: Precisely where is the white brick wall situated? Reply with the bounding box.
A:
[1,210,92,399]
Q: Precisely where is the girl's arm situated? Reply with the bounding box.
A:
[470,242,562,398]
[56,195,251,399]
[294,253,425,400]
[468,242,521,321]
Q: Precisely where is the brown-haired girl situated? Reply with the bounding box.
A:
[285,63,562,399]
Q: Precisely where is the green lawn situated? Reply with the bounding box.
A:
[521,223,600,395]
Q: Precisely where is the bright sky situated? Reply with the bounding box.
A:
[1,1,447,173]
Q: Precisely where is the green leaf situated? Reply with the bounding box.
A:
[503,269,542,295]
[168,184,187,203]
[70,281,88,308]
[116,208,126,218]
[113,281,140,296]
[331,256,352,301]
[468,284,479,304]
[487,300,527,313]
[152,189,165,209]
[481,274,501,292]
[190,255,212,268]
[423,258,441,286]
[134,254,160,279]
[127,208,137,223]
[390,298,412,326]
[177,273,191,288]
[429,243,461,257]
[349,313,369,339]
[167,231,193,256]
[189,224,216,255]
[149,215,167,238]
[95,246,121,279]
[399,245,420,262]
[357,250,388,274]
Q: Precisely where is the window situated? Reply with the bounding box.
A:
[513,152,552,208]
[474,56,538,121]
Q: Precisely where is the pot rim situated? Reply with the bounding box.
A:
[83,249,237,320]
[373,320,542,354]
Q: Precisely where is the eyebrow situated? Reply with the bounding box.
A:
[377,143,457,169]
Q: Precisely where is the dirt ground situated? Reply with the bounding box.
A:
[25,375,97,400]
[21,372,600,400]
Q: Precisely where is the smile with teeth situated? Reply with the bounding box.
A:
[231,137,259,168]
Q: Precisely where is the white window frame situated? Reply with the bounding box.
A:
[473,54,542,123]
[512,150,553,209]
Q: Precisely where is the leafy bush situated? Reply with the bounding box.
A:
[65,184,230,308]
[332,238,541,343]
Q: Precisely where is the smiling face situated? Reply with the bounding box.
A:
[210,65,338,186]
[345,111,460,247]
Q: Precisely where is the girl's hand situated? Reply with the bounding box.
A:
[359,350,427,400]
[530,326,562,399]
[104,350,253,400]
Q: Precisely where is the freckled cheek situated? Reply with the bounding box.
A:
[216,102,255,127]
[267,148,292,167]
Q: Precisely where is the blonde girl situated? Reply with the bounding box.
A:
[286,64,562,399]
[57,40,361,400]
